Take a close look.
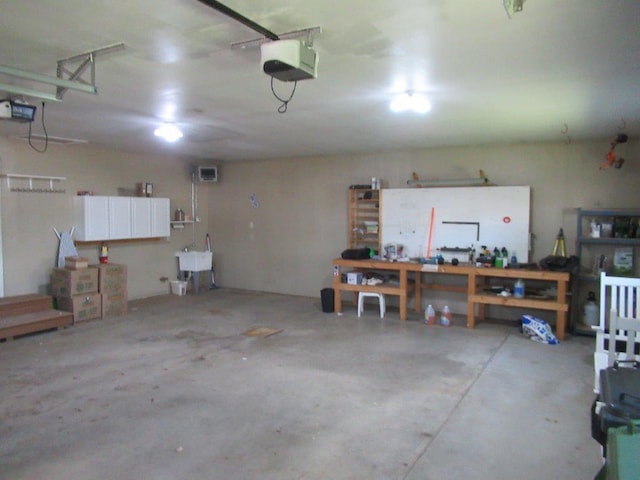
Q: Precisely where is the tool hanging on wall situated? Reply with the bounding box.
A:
[600,133,628,170]
[551,228,567,257]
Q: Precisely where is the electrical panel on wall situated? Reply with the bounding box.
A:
[195,165,219,183]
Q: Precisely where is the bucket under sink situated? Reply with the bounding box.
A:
[175,251,212,271]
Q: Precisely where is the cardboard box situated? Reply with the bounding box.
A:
[347,272,363,285]
[56,293,102,323]
[613,248,634,276]
[51,267,98,297]
[91,263,127,294]
[65,256,89,270]
[101,292,128,319]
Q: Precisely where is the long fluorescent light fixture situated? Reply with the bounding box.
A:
[13,134,88,145]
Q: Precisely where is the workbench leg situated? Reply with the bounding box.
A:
[467,271,476,329]
[333,265,343,315]
[556,311,566,341]
[414,271,422,313]
[555,279,567,341]
[333,289,343,315]
[467,303,475,328]
[400,270,407,321]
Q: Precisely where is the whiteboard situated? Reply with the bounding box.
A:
[380,186,530,261]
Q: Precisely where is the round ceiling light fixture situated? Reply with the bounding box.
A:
[154,123,183,142]
[390,91,432,114]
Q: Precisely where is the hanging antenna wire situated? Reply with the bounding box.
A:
[270,77,297,113]
[28,101,49,153]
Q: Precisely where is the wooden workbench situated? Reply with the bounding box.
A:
[331,259,570,341]
[332,259,420,321]
[466,267,570,340]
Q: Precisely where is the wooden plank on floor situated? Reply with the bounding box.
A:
[0,294,53,317]
[0,310,73,341]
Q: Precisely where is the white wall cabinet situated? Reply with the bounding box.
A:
[74,196,170,241]
[151,198,170,237]
[131,198,152,238]
[109,197,133,240]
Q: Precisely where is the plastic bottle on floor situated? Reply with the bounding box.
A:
[424,304,436,325]
[440,305,452,326]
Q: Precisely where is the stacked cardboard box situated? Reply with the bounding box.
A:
[51,258,101,323]
[92,263,128,318]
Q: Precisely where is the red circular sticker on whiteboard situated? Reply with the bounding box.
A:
[503,216,511,223]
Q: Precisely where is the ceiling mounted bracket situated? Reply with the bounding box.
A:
[231,26,322,50]
[503,0,526,18]
[0,42,124,102]
[56,42,125,99]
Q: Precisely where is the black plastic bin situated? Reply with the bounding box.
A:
[321,288,334,313]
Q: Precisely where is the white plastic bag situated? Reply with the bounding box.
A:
[521,314,559,345]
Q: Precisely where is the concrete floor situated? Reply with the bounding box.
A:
[1,289,602,480]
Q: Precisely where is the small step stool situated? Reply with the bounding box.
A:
[358,292,385,318]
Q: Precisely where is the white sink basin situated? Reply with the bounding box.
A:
[175,251,212,271]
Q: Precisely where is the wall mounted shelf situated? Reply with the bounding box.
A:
[171,220,196,229]
[1,173,66,193]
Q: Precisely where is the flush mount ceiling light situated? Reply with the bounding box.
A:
[154,124,183,142]
[390,91,432,114]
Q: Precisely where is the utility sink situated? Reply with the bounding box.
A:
[175,251,212,271]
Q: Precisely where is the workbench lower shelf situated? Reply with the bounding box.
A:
[332,258,571,340]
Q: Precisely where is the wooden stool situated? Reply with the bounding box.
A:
[357,292,385,318]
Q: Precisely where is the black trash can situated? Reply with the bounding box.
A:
[321,288,334,313]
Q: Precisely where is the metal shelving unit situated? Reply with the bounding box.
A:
[573,208,640,335]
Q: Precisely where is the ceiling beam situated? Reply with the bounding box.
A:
[196,0,279,40]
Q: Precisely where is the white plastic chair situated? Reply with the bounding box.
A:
[606,310,640,366]
[358,292,385,318]
[593,273,640,393]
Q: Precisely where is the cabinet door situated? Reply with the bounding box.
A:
[131,198,152,238]
[151,198,170,237]
[73,196,109,241]
[108,197,132,240]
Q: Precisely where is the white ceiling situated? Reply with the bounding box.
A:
[0,0,639,162]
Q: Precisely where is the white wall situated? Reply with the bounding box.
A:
[208,141,639,302]
[1,137,638,308]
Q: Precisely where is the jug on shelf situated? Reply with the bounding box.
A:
[583,291,599,327]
